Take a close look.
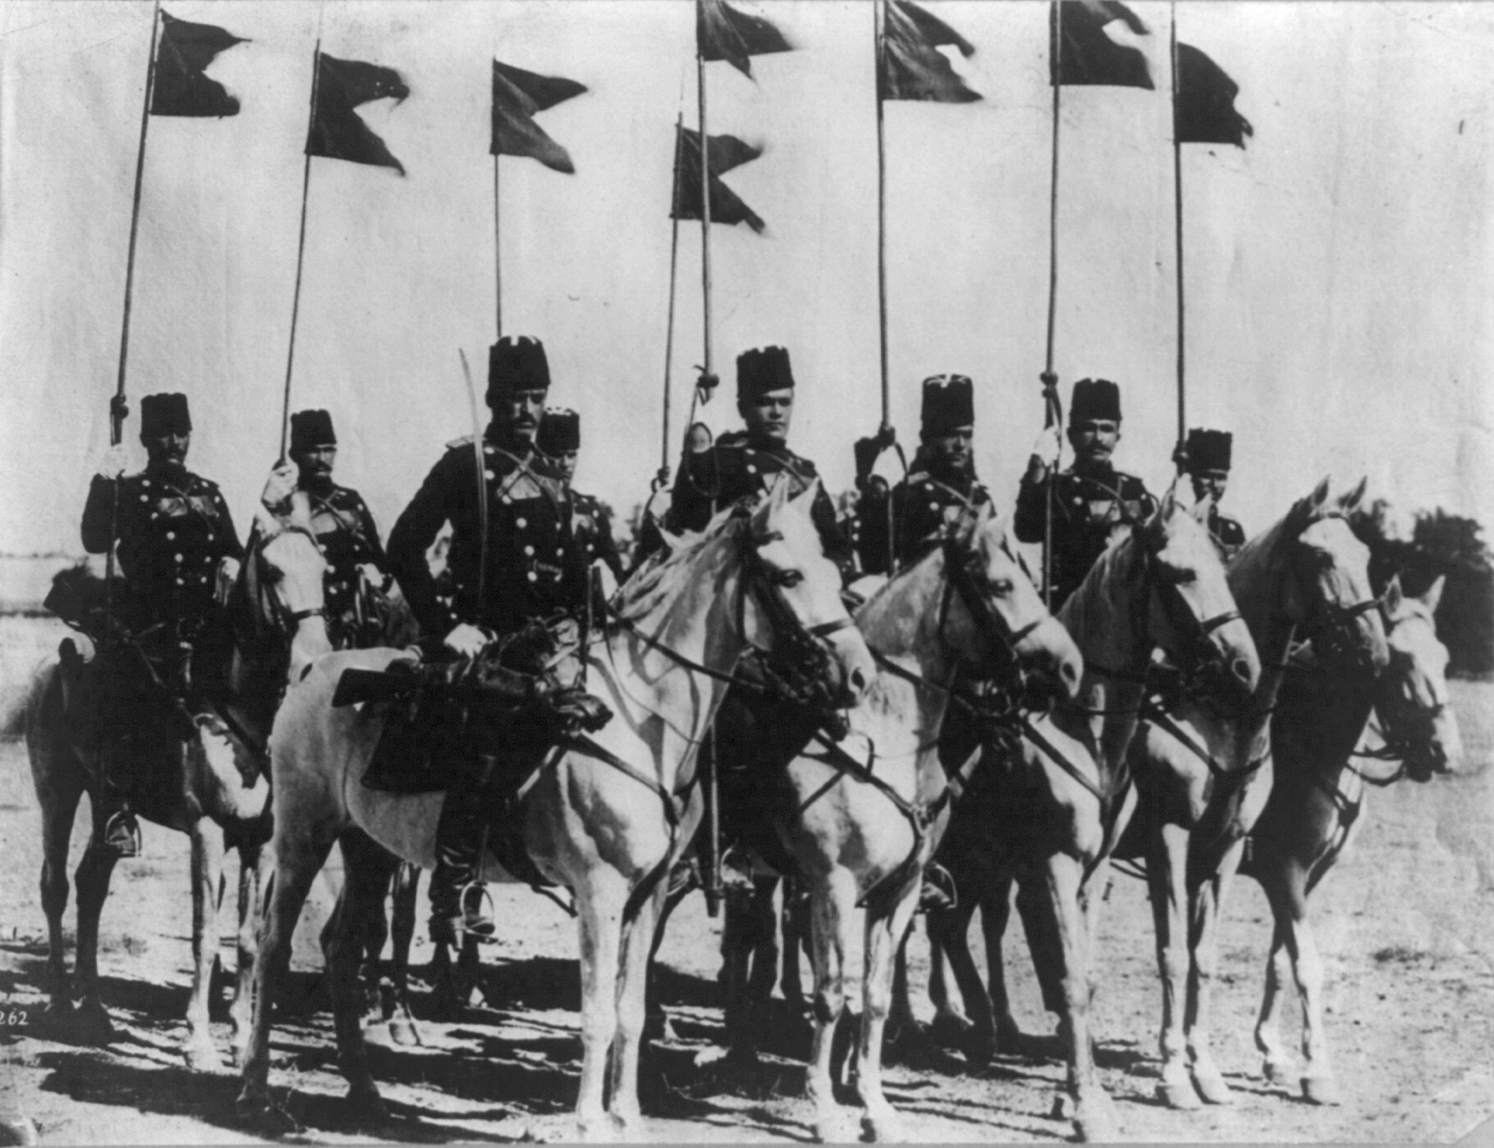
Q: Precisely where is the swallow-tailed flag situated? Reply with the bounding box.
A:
[491,60,587,173]
[306,54,410,174]
[881,0,980,103]
[1051,0,1153,90]
[670,126,765,233]
[1176,43,1252,147]
[150,10,246,117]
[697,0,792,78]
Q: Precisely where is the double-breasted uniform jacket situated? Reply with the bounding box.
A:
[1205,505,1246,563]
[855,466,993,576]
[569,490,623,582]
[81,463,244,634]
[667,435,854,583]
[298,483,386,643]
[387,431,586,640]
[1014,462,1158,610]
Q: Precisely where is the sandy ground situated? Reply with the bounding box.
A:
[0,615,1491,1144]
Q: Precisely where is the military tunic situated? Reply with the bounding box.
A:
[570,490,623,582]
[81,464,243,633]
[667,436,853,582]
[855,467,993,576]
[285,483,386,647]
[387,434,585,639]
[1014,463,1158,610]
[1205,505,1246,562]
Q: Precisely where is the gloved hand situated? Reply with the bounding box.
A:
[854,424,896,483]
[358,563,386,590]
[1030,423,1061,466]
[94,443,130,480]
[261,462,297,513]
[215,556,241,606]
[443,622,492,659]
[1171,439,1191,474]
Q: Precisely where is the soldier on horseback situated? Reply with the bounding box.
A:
[385,336,608,943]
[260,409,395,650]
[77,392,244,856]
[1177,427,1245,561]
[537,407,624,582]
[1014,377,1158,609]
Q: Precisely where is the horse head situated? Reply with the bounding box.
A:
[243,503,332,681]
[742,477,875,709]
[1377,574,1462,780]
[1273,476,1389,675]
[940,504,1082,706]
[1132,486,1261,706]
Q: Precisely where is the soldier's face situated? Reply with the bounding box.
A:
[554,450,578,482]
[291,445,337,487]
[1068,419,1119,464]
[739,388,794,446]
[493,388,548,444]
[922,427,973,475]
[141,430,189,469]
[1191,472,1228,503]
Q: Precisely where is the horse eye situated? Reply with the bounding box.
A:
[991,580,1014,596]
[772,569,804,588]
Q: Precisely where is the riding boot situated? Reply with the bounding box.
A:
[430,751,500,945]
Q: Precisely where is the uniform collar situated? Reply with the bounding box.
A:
[1072,458,1117,483]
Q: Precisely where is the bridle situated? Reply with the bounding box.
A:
[1282,512,1383,674]
[260,523,327,633]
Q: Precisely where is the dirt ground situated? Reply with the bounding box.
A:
[1,615,1491,1144]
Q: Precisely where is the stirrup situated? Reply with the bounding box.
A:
[99,810,142,859]
[431,882,497,947]
[918,862,958,914]
[719,845,756,895]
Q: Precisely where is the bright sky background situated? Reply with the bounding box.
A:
[1,1,1490,558]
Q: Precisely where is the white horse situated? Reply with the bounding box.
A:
[23,516,328,1070]
[1246,572,1461,1104]
[1117,477,1388,1108]
[235,479,876,1139]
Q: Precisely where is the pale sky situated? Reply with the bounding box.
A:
[1,1,1490,557]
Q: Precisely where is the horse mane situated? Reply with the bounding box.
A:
[1227,484,1342,626]
[611,506,742,624]
[1058,524,1143,642]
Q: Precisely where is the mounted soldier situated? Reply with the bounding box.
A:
[77,391,244,856]
[1178,427,1245,561]
[384,336,608,943]
[259,409,401,650]
[537,407,624,583]
[1014,377,1158,610]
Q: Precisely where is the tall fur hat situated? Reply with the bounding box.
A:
[920,374,975,436]
[537,407,580,455]
[487,336,550,404]
[1069,378,1121,424]
[1185,427,1232,474]
[736,345,795,402]
[289,409,336,452]
[139,392,191,436]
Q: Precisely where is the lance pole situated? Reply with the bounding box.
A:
[696,52,714,389]
[1170,0,1186,448]
[660,113,686,481]
[279,38,323,464]
[494,153,503,338]
[1040,0,1065,610]
[459,350,489,610]
[874,0,890,429]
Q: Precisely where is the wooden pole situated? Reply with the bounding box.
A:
[494,152,503,339]
[1041,0,1065,610]
[661,115,685,476]
[696,54,713,386]
[459,350,489,610]
[1170,0,1186,447]
[874,0,890,429]
[279,40,323,464]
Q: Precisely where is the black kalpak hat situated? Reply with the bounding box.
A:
[920,374,975,436]
[1070,378,1121,424]
[140,392,192,436]
[487,336,551,404]
[289,409,337,452]
[537,407,580,455]
[736,345,795,402]
[1185,427,1232,474]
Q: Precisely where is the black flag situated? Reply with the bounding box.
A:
[306,54,410,174]
[697,0,792,79]
[881,0,980,103]
[670,126,765,234]
[1051,0,1153,90]
[150,10,247,117]
[1176,43,1252,148]
[491,60,587,173]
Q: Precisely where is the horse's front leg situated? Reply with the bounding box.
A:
[806,868,857,1144]
[1146,820,1199,1109]
[1253,891,1297,1087]
[71,797,123,1045]
[1185,842,1245,1104]
[720,884,760,1065]
[574,868,627,1141]
[858,879,922,1143]
[183,817,227,1071]
[607,877,669,1132]
[34,760,84,1025]
[229,836,265,1064]
[1281,872,1339,1104]
[931,898,995,1064]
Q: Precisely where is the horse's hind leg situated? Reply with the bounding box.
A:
[183,817,228,1071]
[229,835,266,1065]
[32,747,84,1025]
[386,862,421,1046]
[857,881,922,1142]
[982,866,1026,1055]
[933,898,996,1064]
[71,798,122,1045]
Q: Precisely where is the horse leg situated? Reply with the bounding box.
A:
[858,883,921,1142]
[607,880,668,1132]
[228,836,265,1065]
[574,869,628,1141]
[1185,844,1244,1104]
[1146,821,1199,1109]
[386,862,421,1046]
[1045,852,1118,1143]
[1015,870,1066,1034]
[34,764,83,1025]
[360,868,392,1028]
[643,878,689,1044]
[805,868,857,1144]
[1280,871,1339,1104]
[236,830,337,1132]
[982,867,1025,1055]
[1253,882,1297,1087]
[933,898,996,1065]
[183,817,228,1071]
[720,885,759,1066]
[780,877,810,1011]
[71,803,121,1046]
[884,925,925,1063]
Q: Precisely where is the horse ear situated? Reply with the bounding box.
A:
[791,476,823,509]
[1382,573,1404,620]
[1189,490,1215,524]
[1337,476,1369,514]
[1309,475,1332,510]
[1421,574,1446,615]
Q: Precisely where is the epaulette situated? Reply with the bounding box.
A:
[715,434,749,451]
[445,433,477,450]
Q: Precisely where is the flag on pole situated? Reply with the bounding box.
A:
[881,0,980,103]
[492,60,587,173]
[150,10,247,117]
[1176,43,1252,147]
[670,126,765,233]
[697,0,792,78]
[306,54,410,174]
[1051,0,1154,89]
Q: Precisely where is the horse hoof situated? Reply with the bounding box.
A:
[813,1107,860,1144]
[1301,1075,1342,1106]
[1073,1108,1121,1144]
[0,1116,40,1146]
[576,1112,626,1143]
[1262,1060,1294,1087]
[1156,1079,1203,1110]
[348,1086,389,1124]
[73,1000,116,1046]
[928,1012,973,1050]
[183,1039,225,1074]
[388,1017,420,1047]
[236,1091,299,1136]
[862,1108,910,1143]
[994,1020,1024,1057]
[1192,1066,1235,1105]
